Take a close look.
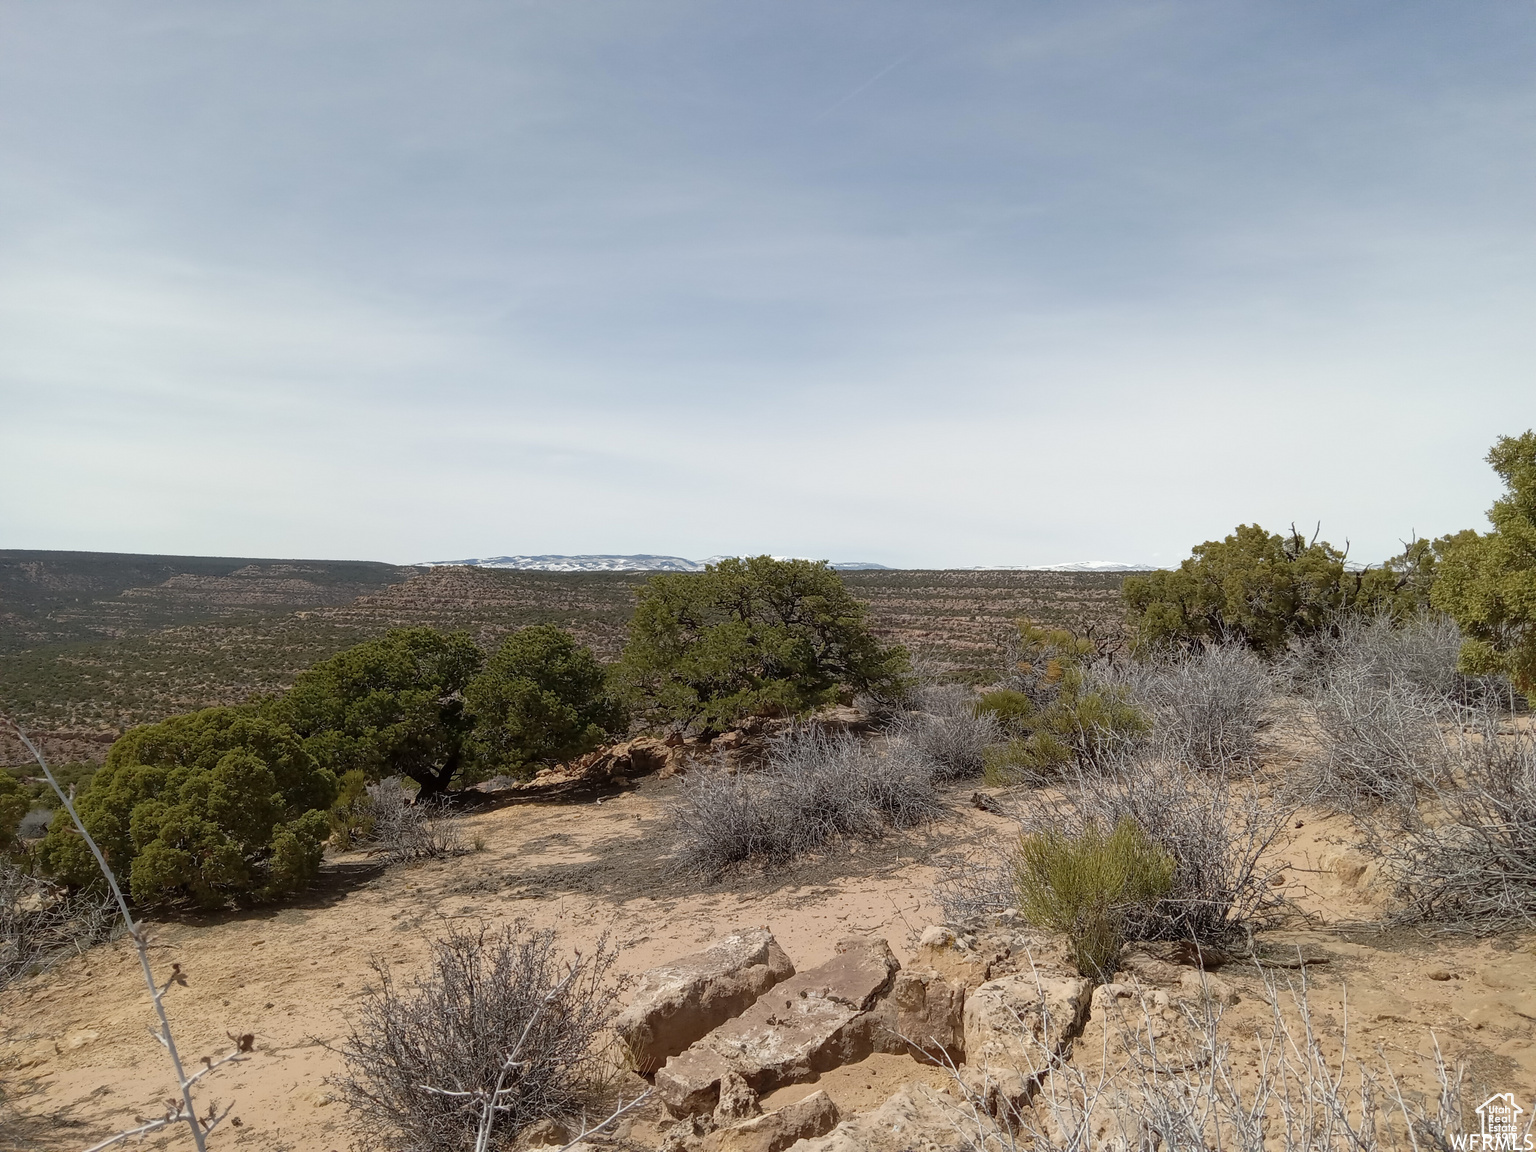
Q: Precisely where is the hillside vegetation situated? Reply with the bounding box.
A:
[0,560,1128,765]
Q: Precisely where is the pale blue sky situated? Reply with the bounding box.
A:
[2,2,1533,566]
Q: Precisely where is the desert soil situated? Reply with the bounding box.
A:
[3,773,1534,1151]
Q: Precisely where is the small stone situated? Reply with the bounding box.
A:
[918,926,955,950]
[1427,970,1455,982]
[520,1117,571,1147]
[699,1091,839,1152]
[1178,970,1239,1006]
[713,1071,761,1124]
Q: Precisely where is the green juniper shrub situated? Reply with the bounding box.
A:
[981,620,1147,782]
[1013,817,1175,981]
[1432,431,1536,695]
[465,625,626,781]
[39,707,337,907]
[4,761,98,811]
[273,627,483,799]
[616,556,910,734]
[1124,524,1443,656]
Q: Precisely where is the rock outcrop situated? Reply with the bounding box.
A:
[533,736,676,790]
[857,967,966,1064]
[960,971,1092,1116]
[700,1091,840,1152]
[786,1082,983,1152]
[656,937,900,1116]
[617,930,797,1074]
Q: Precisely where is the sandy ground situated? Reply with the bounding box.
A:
[3,772,1535,1151]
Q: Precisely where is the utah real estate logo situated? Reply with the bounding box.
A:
[1453,1094,1533,1151]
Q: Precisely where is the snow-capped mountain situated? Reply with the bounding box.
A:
[420,554,890,572]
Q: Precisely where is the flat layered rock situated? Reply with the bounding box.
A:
[656,937,900,1116]
[617,929,796,1074]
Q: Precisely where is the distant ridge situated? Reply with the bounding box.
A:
[957,561,1157,572]
[422,554,704,572]
[1020,561,1158,572]
[420,554,891,573]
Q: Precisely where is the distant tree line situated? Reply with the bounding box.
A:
[1124,430,1536,696]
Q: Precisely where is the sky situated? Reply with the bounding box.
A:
[1,2,1533,568]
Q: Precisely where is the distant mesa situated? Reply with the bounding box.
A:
[419,554,891,573]
[1012,561,1158,572]
[419,555,1155,573]
[422,554,705,573]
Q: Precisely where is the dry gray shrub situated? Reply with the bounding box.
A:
[934,967,1472,1152]
[939,753,1287,948]
[1276,611,1504,808]
[1110,643,1271,771]
[332,921,626,1152]
[1373,702,1536,933]
[1306,666,1454,808]
[673,726,941,874]
[890,683,1002,780]
[1300,610,1471,702]
[0,859,117,989]
[365,778,466,863]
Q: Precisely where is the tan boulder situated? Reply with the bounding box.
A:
[915,925,1007,991]
[617,929,796,1074]
[787,1082,983,1152]
[656,937,901,1116]
[960,971,1091,1117]
[858,967,965,1064]
[1080,981,1205,1073]
[1178,969,1240,1007]
[700,1091,840,1152]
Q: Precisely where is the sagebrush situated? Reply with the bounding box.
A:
[943,753,1287,947]
[332,922,625,1152]
[890,683,1001,780]
[363,778,466,863]
[1112,642,1271,772]
[0,859,116,989]
[673,725,940,874]
[1373,700,1536,932]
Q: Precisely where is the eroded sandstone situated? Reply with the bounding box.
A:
[617,929,797,1074]
[655,937,900,1116]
